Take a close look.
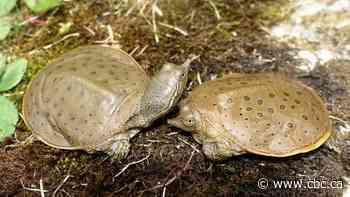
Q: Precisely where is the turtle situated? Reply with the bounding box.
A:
[168,73,332,160]
[23,45,194,159]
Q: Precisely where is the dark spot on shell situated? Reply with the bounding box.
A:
[296,91,302,95]
[316,117,320,121]
[70,117,76,121]
[99,64,105,68]
[212,103,217,107]
[257,99,263,105]
[70,67,77,72]
[84,120,88,124]
[246,107,253,111]
[302,115,308,120]
[89,113,93,117]
[239,113,243,116]
[109,70,115,75]
[294,99,301,104]
[298,138,302,142]
[243,96,250,101]
[79,104,84,109]
[278,141,282,145]
[53,103,58,108]
[304,130,308,134]
[283,98,288,102]
[60,97,65,102]
[280,105,286,110]
[267,108,274,113]
[219,87,225,91]
[283,92,290,97]
[291,105,295,109]
[271,133,275,136]
[287,122,294,128]
[58,112,62,117]
[257,112,263,118]
[269,93,275,98]
[244,117,249,121]
[36,111,40,115]
[240,81,248,85]
[266,123,271,127]
[227,98,233,103]
[90,71,97,75]
[67,86,72,91]
[40,122,44,126]
[284,134,288,137]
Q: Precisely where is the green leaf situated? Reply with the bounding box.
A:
[24,0,62,14]
[0,0,17,17]
[0,18,12,41]
[0,53,6,77]
[0,96,18,141]
[0,58,27,91]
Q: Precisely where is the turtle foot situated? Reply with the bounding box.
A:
[110,139,131,160]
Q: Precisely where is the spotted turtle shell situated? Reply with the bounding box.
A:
[188,73,331,157]
[22,45,149,150]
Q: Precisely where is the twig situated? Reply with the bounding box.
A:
[113,153,151,182]
[177,137,201,153]
[136,45,149,56]
[158,23,188,36]
[52,175,71,197]
[162,151,195,197]
[143,151,195,194]
[40,179,45,197]
[21,179,49,193]
[329,115,350,128]
[43,33,80,50]
[1,91,25,97]
[207,0,221,20]
[196,72,202,85]
[94,25,119,44]
[152,0,160,44]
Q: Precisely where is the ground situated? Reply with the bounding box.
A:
[0,0,349,196]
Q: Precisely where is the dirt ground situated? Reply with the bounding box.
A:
[0,0,349,196]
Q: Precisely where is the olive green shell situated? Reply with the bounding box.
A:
[187,73,331,157]
[23,45,148,150]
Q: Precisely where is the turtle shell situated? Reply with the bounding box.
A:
[188,73,331,157]
[22,45,149,150]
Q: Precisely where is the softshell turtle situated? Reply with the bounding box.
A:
[168,73,332,160]
[23,45,193,159]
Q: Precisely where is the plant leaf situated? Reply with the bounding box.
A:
[0,58,27,91]
[0,53,6,77]
[0,18,12,41]
[0,0,17,17]
[24,0,62,14]
[0,96,18,141]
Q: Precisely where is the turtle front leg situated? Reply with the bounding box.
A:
[108,129,139,160]
[202,140,246,161]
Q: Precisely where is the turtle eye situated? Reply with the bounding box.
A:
[183,118,195,127]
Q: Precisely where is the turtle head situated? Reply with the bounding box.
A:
[128,57,197,128]
[167,100,200,132]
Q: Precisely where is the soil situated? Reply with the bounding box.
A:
[0,0,349,196]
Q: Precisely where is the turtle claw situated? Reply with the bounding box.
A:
[110,139,130,160]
